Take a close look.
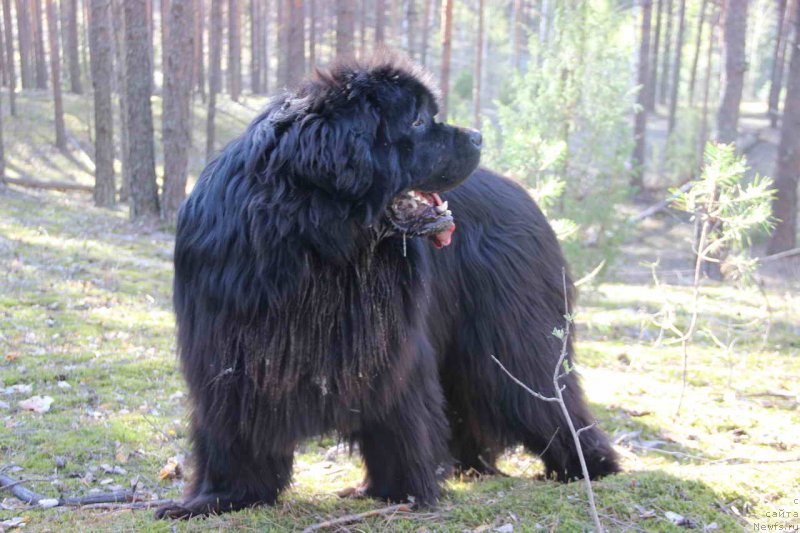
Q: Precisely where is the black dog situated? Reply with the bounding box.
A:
[156,56,619,519]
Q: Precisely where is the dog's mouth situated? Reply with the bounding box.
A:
[385,190,456,249]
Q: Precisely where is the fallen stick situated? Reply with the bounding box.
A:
[76,499,175,511]
[0,473,132,507]
[301,504,413,532]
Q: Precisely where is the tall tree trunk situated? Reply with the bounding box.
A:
[768,0,800,253]
[633,0,652,188]
[667,0,685,134]
[160,0,169,87]
[406,0,417,59]
[228,0,240,100]
[2,0,16,114]
[358,0,365,57]
[89,0,115,206]
[250,0,261,93]
[206,0,222,157]
[440,0,452,120]
[0,85,4,188]
[46,0,65,148]
[420,0,430,66]
[472,0,483,129]
[717,0,748,144]
[512,0,523,70]
[1,4,7,86]
[687,0,708,105]
[261,0,268,91]
[32,0,47,88]
[698,8,717,166]
[309,0,316,67]
[658,0,672,106]
[375,0,384,45]
[336,0,354,58]
[768,0,791,128]
[194,0,205,99]
[286,0,303,83]
[66,0,82,92]
[276,0,287,87]
[112,0,129,200]
[124,0,159,219]
[15,0,32,88]
[162,0,193,219]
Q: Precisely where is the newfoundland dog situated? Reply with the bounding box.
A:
[156,56,619,519]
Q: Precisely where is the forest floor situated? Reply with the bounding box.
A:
[1,93,799,532]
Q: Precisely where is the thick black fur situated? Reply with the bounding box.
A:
[156,56,619,519]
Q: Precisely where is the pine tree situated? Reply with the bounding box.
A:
[124,0,159,219]
[768,0,800,253]
[89,0,115,207]
[66,0,82,93]
[45,0,65,148]
[2,0,16,115]
[336,0,354,58]
[439,0,453,120]
[162,0,194,219]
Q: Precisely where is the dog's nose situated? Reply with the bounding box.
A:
[468,129,482,148]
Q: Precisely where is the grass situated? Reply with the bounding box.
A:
[1,92,799,532]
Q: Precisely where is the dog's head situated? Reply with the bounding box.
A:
[250,53,482,253]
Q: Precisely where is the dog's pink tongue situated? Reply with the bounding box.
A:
[431,224,456,249]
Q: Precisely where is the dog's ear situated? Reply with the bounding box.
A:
[266,97,379,202]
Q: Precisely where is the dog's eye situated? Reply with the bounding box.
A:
[412,115,425,128]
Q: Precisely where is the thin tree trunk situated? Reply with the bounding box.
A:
[0,5,7,86]
[309,0,316,67]
[717,0,748,144]
[358,0,365,57]
[32,0,47,88]
[15,0,32,88]
[687,0,708,105]
[276,0,287,86]
[162,0,193,219]
[659,0,672,106]
[375,0,384,45]
[768,0,791,127]
[112,0,129,200]
[420,0,430,66]
[124,0,159,219]
[250,0,260,92]
[667,0,685,134]
[89,0,115,206]
[336,0,354,58]
[633,0,652,188]
[440,0,452,120]
[698,8,717,166]
[206,0,221,157]
[286,0,303,83]
[768,0,800,253]
[262,0,268,91]
[160,0,169,87]
[46,0,65,148]
[0,86,4,188]
[228,0,240,100]
[472,0,483,129]
[67,0,82,92]
[406,0,417,59]
[2,0,16,114]
[194,0,205,99]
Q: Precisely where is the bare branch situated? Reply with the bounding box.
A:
[301,504,414,532]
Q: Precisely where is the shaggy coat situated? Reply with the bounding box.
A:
[157,57,619,519]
